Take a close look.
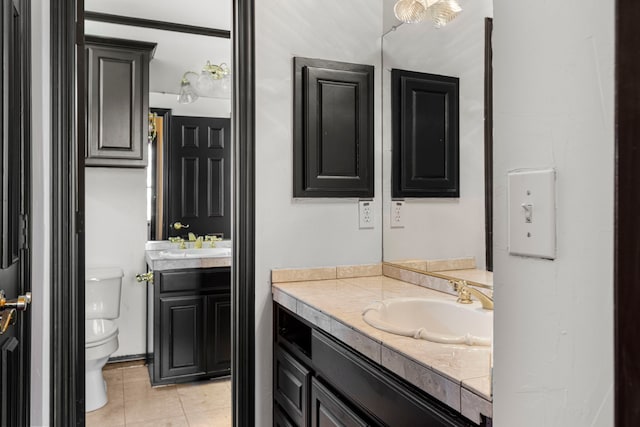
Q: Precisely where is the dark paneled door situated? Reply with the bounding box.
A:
[167,116,231,239]
[0,0,31,425]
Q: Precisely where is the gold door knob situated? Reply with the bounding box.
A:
[171,222,189,230]
[0,290,32,311]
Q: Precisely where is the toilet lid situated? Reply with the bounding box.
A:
[86,319,118,348]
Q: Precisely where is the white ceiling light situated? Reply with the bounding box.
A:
[393,0,463,27]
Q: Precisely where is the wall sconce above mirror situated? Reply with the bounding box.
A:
[394,0,463,27]
[178,61,231,104]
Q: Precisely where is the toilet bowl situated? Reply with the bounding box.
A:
[85,267,123,412]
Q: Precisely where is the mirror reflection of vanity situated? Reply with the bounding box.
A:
[381,0,494,290]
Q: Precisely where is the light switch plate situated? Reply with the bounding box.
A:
[507,168,556,259]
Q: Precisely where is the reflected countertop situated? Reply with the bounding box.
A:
[145,240,232,271]
[272,275,493,423]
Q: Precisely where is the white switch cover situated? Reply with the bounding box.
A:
[508,168,556,259]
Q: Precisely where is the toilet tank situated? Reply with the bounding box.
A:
[85,267,124,320]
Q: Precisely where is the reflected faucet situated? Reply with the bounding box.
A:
[449,280,494,310]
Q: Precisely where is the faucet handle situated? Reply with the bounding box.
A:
[205,235,222,247]
[449,280,473,304]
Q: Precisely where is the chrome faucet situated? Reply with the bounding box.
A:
[449,279,494,310]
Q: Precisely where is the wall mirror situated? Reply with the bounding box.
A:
[381,0,494,288]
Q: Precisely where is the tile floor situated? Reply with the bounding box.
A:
[86,364,231,427]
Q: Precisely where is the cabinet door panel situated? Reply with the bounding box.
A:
[159,295,206,379]
[207,294,231,375]
[274,403,298,427]
[311,378,368,427]
[275,346,311,426]
[85,36,155,167]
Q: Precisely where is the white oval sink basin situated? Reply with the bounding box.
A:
[362,297,492,346]
[158,247,231,258]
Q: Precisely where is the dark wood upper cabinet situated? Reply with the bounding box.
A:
[85,36,156,168]
[293,57,374,198]
[392,69,459,198]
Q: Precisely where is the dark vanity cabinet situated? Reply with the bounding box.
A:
[85,36,156,167]
[274,303,484,427]
[149,267,231,385]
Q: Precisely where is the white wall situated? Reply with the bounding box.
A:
[150,92,230,118]
[254,1,383,423]
[85,169,148,357]
[382,0,492,268]
[31,1,51,424]
[492,0,614,425]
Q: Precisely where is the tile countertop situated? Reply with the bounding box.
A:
[272,275,493,424]
[145,240,232,271]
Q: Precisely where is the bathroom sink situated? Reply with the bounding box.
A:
[362,297,492,346]
[158,247,232,258]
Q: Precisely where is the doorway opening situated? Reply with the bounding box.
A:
[49,0,255,425]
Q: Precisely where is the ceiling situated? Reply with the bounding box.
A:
[85,0,231,31]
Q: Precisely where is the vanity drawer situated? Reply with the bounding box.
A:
[312,329,474,427]
[157,268,230,293]
[274,345,312,427]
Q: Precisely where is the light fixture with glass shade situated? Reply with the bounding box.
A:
[393,0,462,27]
[177,61,230,104]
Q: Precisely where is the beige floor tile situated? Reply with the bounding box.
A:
[104,359,146,371]
[125,415,189,427]
[121,365,152,384]
[86,368,125,426]
[124,380,177,400]
[176,379,231,414]
[88,365,229,426]
[124,388,184,424]
[185,406,232,427]
[86,399,125,427]
[103,368,124,386]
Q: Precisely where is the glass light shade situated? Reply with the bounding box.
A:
[197,70,217,92]
[177,80,199,104]
[428,0,462,27]
[394,0,427,24]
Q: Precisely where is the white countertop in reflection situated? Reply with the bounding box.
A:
[145,240,232,271]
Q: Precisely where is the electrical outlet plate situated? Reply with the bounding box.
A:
[390,201,404,228]
[359,200,374,229]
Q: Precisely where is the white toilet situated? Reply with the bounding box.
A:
[85,267,124,412]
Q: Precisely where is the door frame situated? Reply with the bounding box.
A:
[1,0,33,424]
[615,0,640,425]
[49,0,256,425]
